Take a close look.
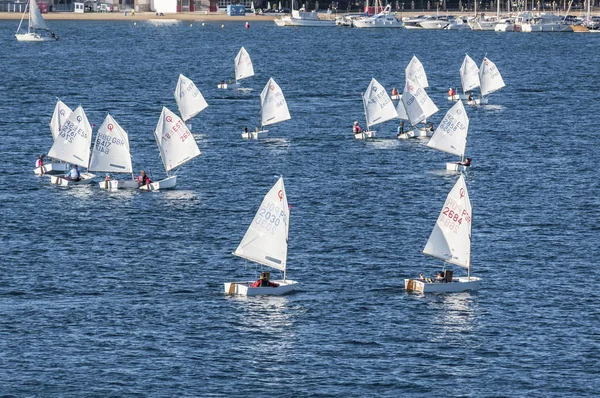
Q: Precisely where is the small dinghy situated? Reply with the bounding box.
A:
[34,100,72,175]
[225,176,298,296]
[354,78,397,140]
[448,54,480,102]
[174,73,208,131]
[405,174,481,293]
[468,56,505,106]
[397,78,439,139]
[217,47,255,90]
[140,107,201,191]
[47,106,95,186]
[426,100,471,172]
[243,78,290,140]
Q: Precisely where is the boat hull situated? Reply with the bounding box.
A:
[397,127,432,140]
[99,179,138,190]
[405,276,481,293]
[242,129,269,139]
[15,33,57,42]
[139,175,177,191]
[446,163,469,172]
[354,130,375,140]
[224,280,298,296]
[34,162,69,176]
[448,94,469,101]
[50,173,96,186]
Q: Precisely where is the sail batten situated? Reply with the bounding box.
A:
[234,177,289,272]
[89,114,133,174]
[362,78,397,129]
[423,175,472,269]
[47,106,92,168]
[234,47,254,82]
[427,100,469,157]
[260,78,290,127]
[174,74,208,122]
[154,107,201,173]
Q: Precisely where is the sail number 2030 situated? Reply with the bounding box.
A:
[255,202,285,234]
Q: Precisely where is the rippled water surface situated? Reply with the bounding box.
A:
[1,20,599,396]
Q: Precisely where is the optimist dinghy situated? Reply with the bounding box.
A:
[426,100,471,172]
[243,78,290,139]
[354,78,397,140]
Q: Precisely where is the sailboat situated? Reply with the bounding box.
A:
[355,77,397,140]
[397,78,439,139]
[48,106,96,186]
[405,174,481,293]
[469,57,505,105]
[405,55,429,90]
[225,176,297,296]
[174,74,208,130]
[34,100,72,175]
[141,107,201,191]
[427,101,470,172]
[15,0,58,42]
[217,47,255,89]
[89,114,137,190]
[242,78,290,139]
[449,54,480,102]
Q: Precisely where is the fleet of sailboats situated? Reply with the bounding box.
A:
[243,77,291,139]
[225,176,297,296]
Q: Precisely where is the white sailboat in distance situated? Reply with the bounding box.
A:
[141,106,201,191]
[225,176,298,296]
[427,100,471,172]
[405,174,481,293]
[217,47,255,89]
[449,54,480,101]
[174,74,208,130]
[15,0,58,42]
[34,100,72,175]
[48,106,96,186]
[470,56,505,105]
[355,78,398,139]
[397,78,439,139]
[243,78,290,139]
[89,114,137,190]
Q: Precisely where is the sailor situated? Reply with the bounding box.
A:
[250,272,279,288]
[391,87,398,97]
[457,158,472,167]
[137,170,152,186]
[36,154,44,169]
[353,121,363,135]
[448,87,455,98]
[65,165,81,181]
[397,121,405,137]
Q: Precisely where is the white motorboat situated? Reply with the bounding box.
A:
[427,101,471,171]
[354,78,397,140]
[353,4,403,28]
[217,47,255,89]
[275,2,335,27]
[141,107,201,191]
[418,16,451,30]
[89,114,138,190]
[243,78,290,139]
[47,106,96,186]
[405,174,481,293]
[225,176,298,296]
[515,12,572,32]
[15,0,58,42]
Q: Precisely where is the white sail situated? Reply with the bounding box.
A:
[29,0,50,31]
[89,114,133,174]
[362,78,398,129]
[423,174,472,269]
[234,47,254,82]
[405,55,429,89]
[154,106,201,173]
[401,78,439,125]
[173,74,208,122]
[47,106,92,168]
[427,101,469,157]
[234,177,289,272]
[261,78,291,127]
[460,54,480,94]
[49,100,73,141]
[479,57,505,97]
[396,98,409,121]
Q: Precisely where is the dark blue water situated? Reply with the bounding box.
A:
[1,20,599,396]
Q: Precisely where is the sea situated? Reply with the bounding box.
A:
[1,19,599,397]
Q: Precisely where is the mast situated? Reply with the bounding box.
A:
[27,0,31,34]
[362,93,370,132]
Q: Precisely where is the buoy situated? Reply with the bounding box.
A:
[202,22,205,26]
[245,22,249,29]
[134,22,136,26]
[190,23,193,27]
[221,24,224,28]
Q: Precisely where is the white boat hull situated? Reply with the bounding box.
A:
[354,130,375,140]
[139,175,177,191]
[34,162,69,176]
[446,163,469,172]
[242,129,268,139]
[15,33,57,42]
[217,82,240,89]
[397,127,432,140]
[391,94,401,101]
[405,276,481,293]
[224,279,298,296]
[467,97,489,106]
[50,173,96,186]
[98,179,139,190]
[448,94,469,101]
